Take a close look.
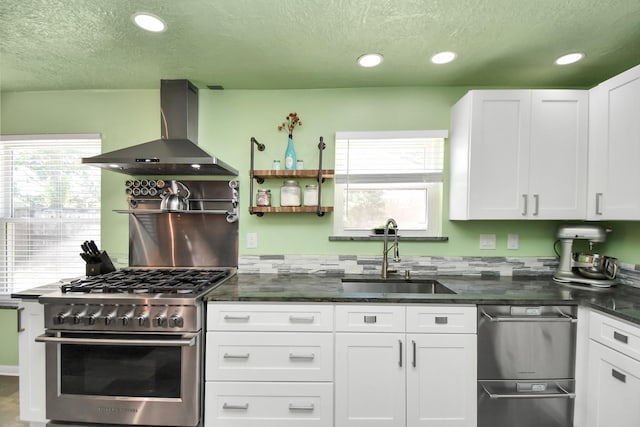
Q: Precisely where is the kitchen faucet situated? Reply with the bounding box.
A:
[381,218,400,279]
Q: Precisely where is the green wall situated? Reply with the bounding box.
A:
[5,86,627,260]
[0,309,19,367]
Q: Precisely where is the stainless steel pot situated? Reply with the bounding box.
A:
[573,253,618,280]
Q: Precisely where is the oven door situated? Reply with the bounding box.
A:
[37,331,201,427]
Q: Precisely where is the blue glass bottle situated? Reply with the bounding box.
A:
[284,134,297,170]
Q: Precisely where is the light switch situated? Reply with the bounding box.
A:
[479,234,496,250]
[507,233,520,250]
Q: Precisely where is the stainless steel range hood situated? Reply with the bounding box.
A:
[82,79,238,176]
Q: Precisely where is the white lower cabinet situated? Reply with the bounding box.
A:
[205,303,334,427]
[335,305,477,427]
[206,382,333,427]
[586,311,640,427]
[17,300,47,426]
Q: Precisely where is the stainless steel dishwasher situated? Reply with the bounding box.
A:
[477,305,577,427]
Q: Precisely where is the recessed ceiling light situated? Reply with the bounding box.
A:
[132,13,166,33]
[555,52,585,65]
[431,51,457,65]
[357,53,383,68]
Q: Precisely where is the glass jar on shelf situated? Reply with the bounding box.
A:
[280,180,301,207]
[256,189,271,207]
[303,184,318,206]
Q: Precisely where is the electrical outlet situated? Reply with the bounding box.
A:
[507,233,520,250]
[479,234,497,250]
[246,232,258,249]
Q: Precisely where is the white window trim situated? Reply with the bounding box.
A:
[333,130,447,238]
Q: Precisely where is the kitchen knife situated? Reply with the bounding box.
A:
[88,240,100,256]
[81,241,91,255]
[79,252,91,263]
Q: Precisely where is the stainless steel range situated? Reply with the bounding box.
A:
[37,180,239,427]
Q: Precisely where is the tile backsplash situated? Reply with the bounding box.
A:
[239,255,640,288]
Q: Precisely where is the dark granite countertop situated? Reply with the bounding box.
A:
[205,273,640,326]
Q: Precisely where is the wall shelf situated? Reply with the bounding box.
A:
[248,136,333,217]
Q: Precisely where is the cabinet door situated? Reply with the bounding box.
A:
[467,90,532,219]
[588,64,640,219]
[587,340,640,427]
[406,334,477,427]
[18,300,47,423]
[335,333,405,427]
[529,90,588,219]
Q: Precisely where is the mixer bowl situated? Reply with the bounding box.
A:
[574,253,618,280]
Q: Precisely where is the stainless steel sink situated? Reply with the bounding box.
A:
[341,278,456,294]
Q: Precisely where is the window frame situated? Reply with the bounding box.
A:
[333,130,447,238]
[0,133,102,295]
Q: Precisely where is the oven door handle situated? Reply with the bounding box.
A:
[35,332,198,347]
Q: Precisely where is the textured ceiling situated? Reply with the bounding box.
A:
[1,0,640,91]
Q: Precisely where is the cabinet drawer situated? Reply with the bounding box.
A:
[205,382,333,427]
[207,303,333,332]
[206,332,333,381]
[590,311,640,361]
[406,305,477,334]
[335,305,405,332]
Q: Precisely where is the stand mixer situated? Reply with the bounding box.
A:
[553,224,618,287]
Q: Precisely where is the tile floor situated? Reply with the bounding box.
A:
[0,376,28,427]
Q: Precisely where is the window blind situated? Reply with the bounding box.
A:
[0,134,101,294]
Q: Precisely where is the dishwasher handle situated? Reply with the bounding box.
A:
[481,310,576,323]
[482,383,576,400]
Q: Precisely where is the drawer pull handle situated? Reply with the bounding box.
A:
[364,315,377,324]
[612,369,627,383]
[289,403,315,411]
[224,314,250,322]
[223,403,249,410]
[435,316,448,325]
[223,353,250,359]
[289,315,315,323]
[289,353,315,361]
[613,331,628,344]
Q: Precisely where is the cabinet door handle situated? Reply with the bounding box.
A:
[595,192,603,215]
[612,369,626,383]
[533,194,539,216]
[522,194,528,216]
[289,353,315,361]
[223,353,250,359]
[398,339,403,367]
[412,340,417,368]
[224,314,250,322]
[289,315,315,323]
[17,307,25,333]
[289,403,315,411]
[613,331,628,344]
[223,403,249,410]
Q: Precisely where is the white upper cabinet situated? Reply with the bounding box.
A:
[449,89,588,220]
[587,64,640,220]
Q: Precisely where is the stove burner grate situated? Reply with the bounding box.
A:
[61,269,230,295]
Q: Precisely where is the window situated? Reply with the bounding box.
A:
[0,134,101,294]
[334,130,447,237]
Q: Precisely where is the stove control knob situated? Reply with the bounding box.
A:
[104,315,114,326]
[72,313,83,325]
[119,315,131,327]
[154,314,167,327]
[87,314,97,326]
[54,313,68,325]
[136,315,148,327]
[169,315,184,328]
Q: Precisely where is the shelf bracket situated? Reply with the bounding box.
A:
[317,136,325,216]
[249,137,266,215]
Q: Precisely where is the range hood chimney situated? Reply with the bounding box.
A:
[82,79,238,176]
